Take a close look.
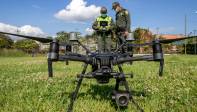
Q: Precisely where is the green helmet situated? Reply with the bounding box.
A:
[100,7,107,14]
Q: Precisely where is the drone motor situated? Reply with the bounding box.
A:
[152,40,163,61]
[48,39,59,61]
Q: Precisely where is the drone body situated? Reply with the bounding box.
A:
[0,31,196,112]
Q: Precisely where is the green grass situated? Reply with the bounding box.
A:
[0,55,197,112]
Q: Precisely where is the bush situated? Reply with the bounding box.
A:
[0,49,28,57]
[14,39,39,53]
[0,34,13,48]
[185,44,197,54]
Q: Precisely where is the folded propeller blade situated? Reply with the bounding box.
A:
[159,36,197,44]
[0,31,53,43]
[129,36,197,47]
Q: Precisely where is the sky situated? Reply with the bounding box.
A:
[0,0,197,37]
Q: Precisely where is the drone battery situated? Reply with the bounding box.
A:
[48,40,59,60]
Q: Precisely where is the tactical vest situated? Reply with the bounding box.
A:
[96,16,112,30]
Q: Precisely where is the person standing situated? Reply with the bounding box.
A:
[112,2,131,53]
[92,7,115,53]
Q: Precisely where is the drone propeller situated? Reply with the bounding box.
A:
[0,31,60,77]
[159,36,197,44]
[130,36,197,47]
[153,36,197,76]
[0,31,53,43]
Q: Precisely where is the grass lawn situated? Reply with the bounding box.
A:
[0,55,197,112]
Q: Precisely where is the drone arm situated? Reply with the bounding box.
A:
[58,54,91,64]
[77,41,91,54]
[114,55,154,65]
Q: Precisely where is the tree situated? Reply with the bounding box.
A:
[47,36,53,39]
[134,28,153,53]
[56,31,70,43]
[0,34,14,48]
[14,39,39,53]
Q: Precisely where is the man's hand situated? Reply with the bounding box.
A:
[124,31,129,37]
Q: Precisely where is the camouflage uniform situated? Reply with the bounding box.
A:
[115,8,131,44]
[114,8,131,53]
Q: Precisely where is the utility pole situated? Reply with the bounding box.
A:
[194,30,197,54]
[184,15,187,54]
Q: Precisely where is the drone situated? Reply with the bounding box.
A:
[0,31,196,112]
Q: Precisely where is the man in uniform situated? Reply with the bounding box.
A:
[112,2,131,53]
[92,7,115,53]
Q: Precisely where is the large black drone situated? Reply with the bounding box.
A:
[0,31,196,112]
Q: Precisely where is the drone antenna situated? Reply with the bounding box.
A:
[47,39,59,77]
[159,59,164,76]
[152,40,164,76]
[48,59,53,77]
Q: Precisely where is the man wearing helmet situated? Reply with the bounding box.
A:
[92,7,115,53]
[112,2,131,53]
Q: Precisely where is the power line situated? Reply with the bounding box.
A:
[194,30,197,54]
[184,15,187,54]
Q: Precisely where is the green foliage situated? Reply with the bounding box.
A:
[134,28,153,53]
[134,28,153,43]
[47,36,53,40]
[185,44,197,54]
[0,55,197,111]
[0,49,28,57]
[56,31,70,43]
[0,34,14,48]
[14,39,39,53]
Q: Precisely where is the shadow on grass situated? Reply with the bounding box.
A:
[77,84,146,111]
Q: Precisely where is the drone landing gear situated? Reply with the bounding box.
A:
[67,64,88,112]
[112,65,144,112]
[67,64,143,112]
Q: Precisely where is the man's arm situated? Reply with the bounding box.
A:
[92,20,99,30]
[110,18,117,40]
[125,10,131,32]
[110,18,116,30]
